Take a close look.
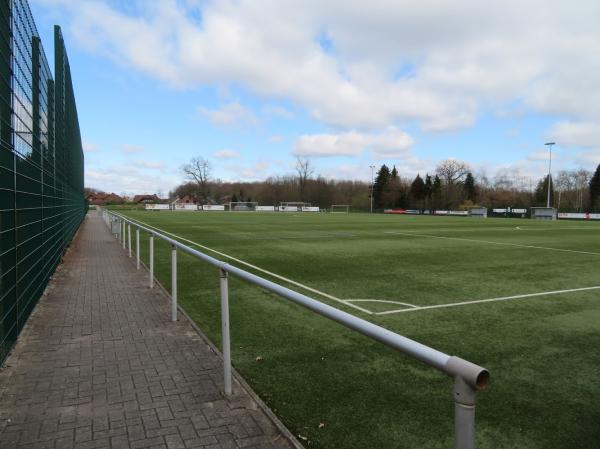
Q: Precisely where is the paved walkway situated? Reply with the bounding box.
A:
[0,213,297,449]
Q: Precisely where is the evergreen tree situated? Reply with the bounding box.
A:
[432,175,442,209]
[424,174,433,208]
[380,166,401,208]
[410,174,426,208]
[395,188,409,208]
[373,164,391,209]
[231,193,238,203]
[463,172,477,201]
[589,164,600,211]
[534,175,555,206]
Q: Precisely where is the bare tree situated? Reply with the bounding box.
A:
[493,169,514,190]
[474,168,490,189]
[435,159,470,185]
[555,171,573,211]
[295,156,314,201]
[434,159,470,208]
[574,169,591,211]
[182,157,211,202]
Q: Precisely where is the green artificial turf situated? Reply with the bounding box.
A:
[115,210,600,449]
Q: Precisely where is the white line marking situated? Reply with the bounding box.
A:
[514,226,600,231]
[385,231,600,256]
[385,225,600,233]
[375,285,600,315]
[345,299,418,308]
[122,215,373,314]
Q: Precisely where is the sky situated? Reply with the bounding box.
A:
[30,0,600,196]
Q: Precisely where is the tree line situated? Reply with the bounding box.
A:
[375,161,600,211]
[168,156,600,212]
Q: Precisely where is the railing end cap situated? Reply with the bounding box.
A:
[446,356,489,390]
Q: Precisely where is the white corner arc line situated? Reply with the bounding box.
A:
[121,215,373,315]
[375,285,600,315]
[384,231,600,256]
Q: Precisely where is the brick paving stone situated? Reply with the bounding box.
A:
[0,214,298,449]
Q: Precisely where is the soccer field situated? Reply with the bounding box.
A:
[116,210,600,449]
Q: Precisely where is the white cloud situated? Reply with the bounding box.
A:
[224,161,270,181]
[269,135,284,143]
[121,144,144,153]
[575,151,600,167]
[320,155,433,181]
[86,165,177,195]
[83,140,99,152]
[45,0,600,134]
[527,150,554,162]
[393,155,433,177]
[263,105,294,119]
[548,122,600,149]
[198,102,257,126]
[136,160,165,170]
[319,164,371,181]
[213,149,240,159]
[293,128,413,157]
[505,128,520,138]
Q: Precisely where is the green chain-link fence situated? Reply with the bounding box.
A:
[0,0,85,362]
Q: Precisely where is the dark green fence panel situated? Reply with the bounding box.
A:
[0,0,85,362]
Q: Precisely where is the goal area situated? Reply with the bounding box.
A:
[279,202,310,212]
[531,207,557,220]
[228,202,258,211]
[330,204,350,213]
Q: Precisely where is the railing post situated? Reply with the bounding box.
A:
[220,268,232,396]
[453,376,477,449]
[136,228,140,270]
[122,220,126,249]
[128,224,132,258]
[171,245,177,321]
[149,234,154,288]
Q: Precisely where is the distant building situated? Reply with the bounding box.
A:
[86,192,125,205]
[172,195,199,205]
[133,194,161,204]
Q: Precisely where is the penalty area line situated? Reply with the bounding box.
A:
[119,215,374,315]
[376,285,600,315]
[384,230,600,256]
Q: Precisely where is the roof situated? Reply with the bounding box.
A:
[87,192,125,205]
[173,195,198,204]
[133,194,160,203]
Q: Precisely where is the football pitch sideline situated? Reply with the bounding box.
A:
[117,210,600,449]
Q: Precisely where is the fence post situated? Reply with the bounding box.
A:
[149,234,154,289]
[171,245,177,321]
[220,269,232,395]
[136,228,140,270]
[453,376,477,449]
[122,221,126,249]
[128,224,132,258]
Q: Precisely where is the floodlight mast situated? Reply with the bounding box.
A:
[369,165,375,213]
[545,142,555,208]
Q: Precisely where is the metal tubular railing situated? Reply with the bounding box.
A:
[102,209,489,449]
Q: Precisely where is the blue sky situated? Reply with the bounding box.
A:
[30,0,600,195]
